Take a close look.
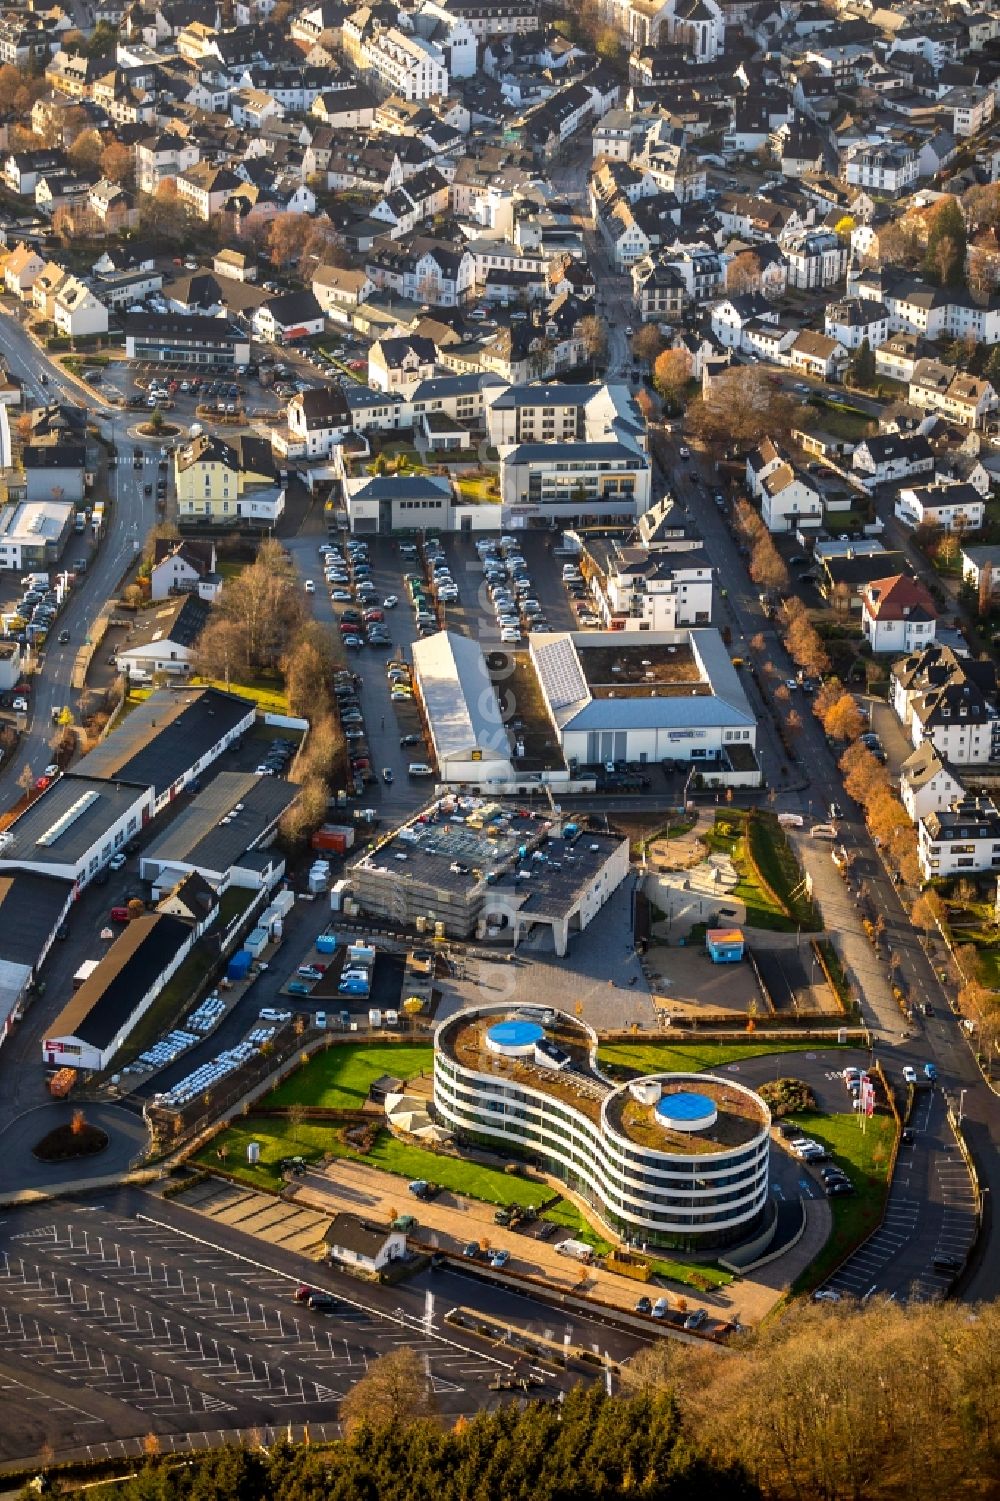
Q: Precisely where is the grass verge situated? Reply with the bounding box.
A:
[191,675,288,715]
[788,1111,895,1294]
[197,1118,548,1208]
[747,812,821,931]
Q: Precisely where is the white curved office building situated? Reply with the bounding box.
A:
[433,1007,771,1249]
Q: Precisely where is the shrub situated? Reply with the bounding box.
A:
[759,1077,816,1117]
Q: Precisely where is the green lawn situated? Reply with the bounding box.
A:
[747,813,821,931]
[192,675,288,715]
[808,400,875,442]
[789,1112,896,1294]
[198,1118,548,1208]
[541,1197,614,1254]
[702,813,799,931]
[598,1040,826,1079]
[266,1043,433,1110]
[456,474,500,503]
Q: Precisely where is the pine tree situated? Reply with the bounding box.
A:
[849,336,875,388]
[922,197,967,287]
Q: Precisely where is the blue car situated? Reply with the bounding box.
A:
[924,1062,938,1083]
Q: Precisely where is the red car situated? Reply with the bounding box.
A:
[110,906,130,923]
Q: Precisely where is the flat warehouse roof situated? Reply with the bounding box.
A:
[142,771,296,872]
[77,686,254,798]
[0,776,148,866]
[0,871,73,965]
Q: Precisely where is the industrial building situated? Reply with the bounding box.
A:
[0,499,76,569]
[140,770,296,894]
[351,798,629,953]
[0,871,74,1048]
[0,775,153,890]
[530,629,760,784]
[410,631,512,785]
[77,686,256,813]
[434,1006,771,1249]
[41,912,201,1072]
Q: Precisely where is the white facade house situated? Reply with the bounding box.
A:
[324,1213,406,1273]
[895,481,984,534]
[919,798,1000,882]
[892,645,1000,766]
[597,545,713,630]
[853,433,934,489]
[760,463,822,534]
[900,742,965,825]
[52,277,109,338]
[844,141,919,196]
[355,24,448,100]
[824,298,890,351]
[435,1006,770,1249]
[781,230,848,291]
[860,574,937,654]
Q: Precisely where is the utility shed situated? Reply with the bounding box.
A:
[705,927,745,963]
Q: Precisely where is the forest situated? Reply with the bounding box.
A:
[48,1300,1000,1501]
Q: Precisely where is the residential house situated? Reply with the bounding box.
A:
[254,290,325,344]
[961,544,1000,605]
[908,363,998,429]
[782,230,848,291]
[369,335,438,393]
[789,330,849,381]
[323,1212,405,1273]
[824,298,890,351]
[844,140,919,196]
[150,538,220,602]
[853,432,935,489]
[115,594,211,683]
[283,385,352,458]
[895,480,984,533]
[53,277,108,338]
[892,643,1000,764]
[919,798,1000,881]
[3,242,45,299]
[860,573,937,653]
[174,433,284,525]
[900,741,965,825]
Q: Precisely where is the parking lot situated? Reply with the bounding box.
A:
[817,1086,979,1304]
[0,1192,628,1461]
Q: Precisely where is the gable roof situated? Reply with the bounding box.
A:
[862,573,937,621]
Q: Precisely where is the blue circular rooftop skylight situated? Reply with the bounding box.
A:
[655,1091,718,1132]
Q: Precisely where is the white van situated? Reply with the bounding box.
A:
[408,762,434,777]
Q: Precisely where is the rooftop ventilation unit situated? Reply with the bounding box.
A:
[36,789,101,847]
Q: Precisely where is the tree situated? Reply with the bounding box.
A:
[726,250,761,295]
[911,890,943,938]
[0,64,47,116]
[100,140,133,186]
[961,183,1000,231]
[840,741,888,806]
[749,535,789,593]
[634,387,654,422]
[848,337,876,389]
[204,539,305,675]
[630,323,663,365]
[265,212,312,269]
[278,776,327,851]
[923,197,967,288]
[685,367,800,450]
[67,128,102,172]
[287,1102,306,1145]
[16,764,33,797]
[339,1347,437,1437]
[823,692,864,743]
[652,347,691,407]
[578,314,607,367]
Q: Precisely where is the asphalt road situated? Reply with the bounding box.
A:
[657,433,999,1301]
[0,1189,652,1464]
[0,313,157,787]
